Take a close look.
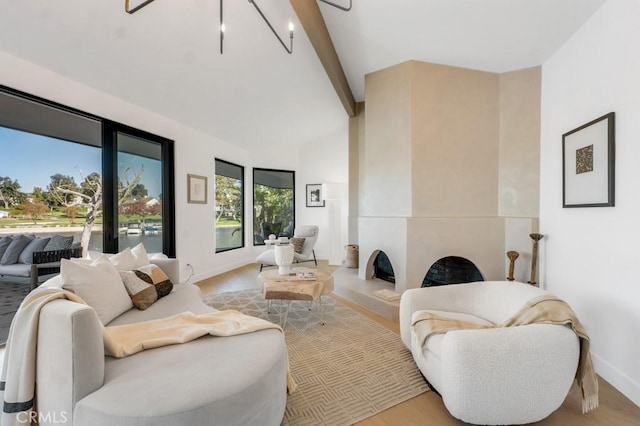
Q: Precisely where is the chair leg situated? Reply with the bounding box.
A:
[260,264,264,272]
[312,250,317,266]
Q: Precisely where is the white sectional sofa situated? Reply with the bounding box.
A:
[35,257,288,426]
[400,281,580,425]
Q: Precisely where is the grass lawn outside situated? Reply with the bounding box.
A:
[0,213,161,229]
[216,217,241,227]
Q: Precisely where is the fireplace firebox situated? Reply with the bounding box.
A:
[422,256,483,287]
[373,251,395,284]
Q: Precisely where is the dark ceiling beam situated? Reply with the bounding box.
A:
[290,0,356,117]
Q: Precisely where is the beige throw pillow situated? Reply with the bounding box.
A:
[291,237,305,254]
[135,264,174,299]
[120,270,158,310]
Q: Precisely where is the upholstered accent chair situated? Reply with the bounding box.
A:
[256,225,319,271]
[400,281,580,425]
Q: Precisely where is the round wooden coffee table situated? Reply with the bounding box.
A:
[258,267,334,327]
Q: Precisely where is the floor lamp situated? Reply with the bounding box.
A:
[322,183,346,266]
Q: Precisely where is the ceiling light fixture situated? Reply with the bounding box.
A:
[126,0,295,55]
[247,0,294,54]
[220,0,225,54]
[125,0,156,14]
[318,0,352,12]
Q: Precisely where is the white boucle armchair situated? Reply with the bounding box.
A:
[256,225,318,271]
[400,281,580,425]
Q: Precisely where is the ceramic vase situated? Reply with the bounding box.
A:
[274,244,294,275]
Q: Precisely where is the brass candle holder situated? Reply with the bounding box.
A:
[528,233,544,286]
[506,251,519,281]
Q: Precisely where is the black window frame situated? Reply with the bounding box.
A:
[252,167,295,246]
[214,158,245,253]
[103,120,175,256]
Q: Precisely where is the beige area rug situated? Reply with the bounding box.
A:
[204,289,429,426]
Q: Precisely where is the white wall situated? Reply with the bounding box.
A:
[540,0,640,406]
[0,50,350,282]
[296,125,349,260]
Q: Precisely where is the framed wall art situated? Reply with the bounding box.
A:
[306,184,325,207]
[187,174,208,204]
[562,112,615,208]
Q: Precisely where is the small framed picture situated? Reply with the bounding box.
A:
[562,112,615,208]
[306,184,325,207]
[187,174,208,204]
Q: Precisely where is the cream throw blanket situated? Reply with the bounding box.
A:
[103,310,297,393]
[1,287,86,426]
[412,294,598,414]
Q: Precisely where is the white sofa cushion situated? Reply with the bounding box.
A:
[108,284,209,326]
[61,257,133,324]
[131,243,151,268]
[107,248,137,271]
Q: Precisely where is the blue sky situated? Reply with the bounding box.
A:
[0,126,162,198]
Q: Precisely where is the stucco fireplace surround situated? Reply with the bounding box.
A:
[349,61,542,294]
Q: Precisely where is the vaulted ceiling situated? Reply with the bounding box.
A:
[0,0,605,150]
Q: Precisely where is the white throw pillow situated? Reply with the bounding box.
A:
[61,257,133,325]
[86,250,102,260]
[131,243,151,268]
[108,247,137,271]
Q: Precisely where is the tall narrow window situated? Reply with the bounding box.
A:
[215,159,244,252]
[116,133,164,253]
[103,120,175,256]
[253,168,295,245]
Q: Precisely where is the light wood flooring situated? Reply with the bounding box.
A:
[197,262,640,426]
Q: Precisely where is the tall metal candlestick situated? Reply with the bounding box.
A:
[528,233,544,286]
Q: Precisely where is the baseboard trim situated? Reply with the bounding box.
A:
[191,258,255,283]
[592,352,640,407]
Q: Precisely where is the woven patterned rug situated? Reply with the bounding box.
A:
[205,289,429,426]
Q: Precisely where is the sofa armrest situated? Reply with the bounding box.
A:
[439,324,579,424]
[37,300,104,425]
[150,257,180,285]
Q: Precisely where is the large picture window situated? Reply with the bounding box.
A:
[215,159,244,252]
[0,86,175,256]
[253,168,295,245]
[0,126,103,251]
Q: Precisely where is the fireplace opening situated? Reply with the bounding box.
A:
[422,256,483,287]
[373,251,395,284]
